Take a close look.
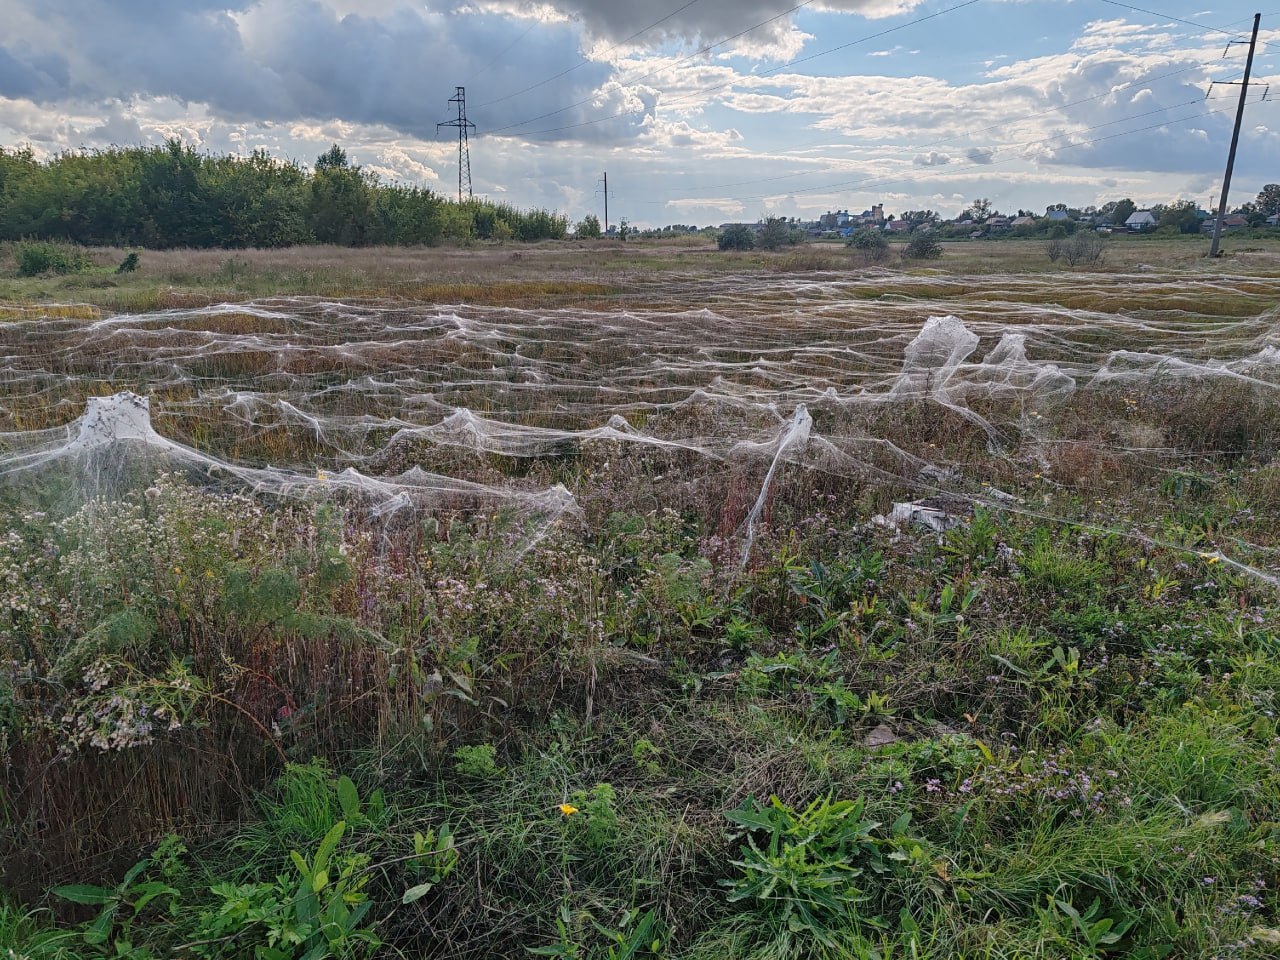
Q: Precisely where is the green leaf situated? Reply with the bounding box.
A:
[402,882,435,904]
[336,775,361,821]
[313,820,346,879]
[52,884,111,905]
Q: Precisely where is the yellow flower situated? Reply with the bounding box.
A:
[317,469,330,483]
[1199,552,1221,565]
[173,566,181,574]
[558,803,579,817]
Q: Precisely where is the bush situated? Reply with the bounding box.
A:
[846,229,889,264]
[1062,231,1106,267]
[15,241,91,277]
[718,223,755,251]
[902,233,942,260]
[115,252,140,274]
[757,216,801,251]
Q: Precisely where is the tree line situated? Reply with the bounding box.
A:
[0,141,568,249]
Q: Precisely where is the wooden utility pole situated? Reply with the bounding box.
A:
[603,171,609,235]
[1209,13,1261,258]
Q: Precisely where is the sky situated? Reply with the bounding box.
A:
[0,0,1277,227]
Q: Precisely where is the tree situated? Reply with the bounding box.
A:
[308,147,373,245]
[718,223,755,251]
[1157,200,1200,235]
[1109,198,1137,226]
[757,216,799,251]
[576,214,601,239]
[900,210,938,226]
[963,198,992,221]
[1255,184,1280,217]
[846,229,889,264]
[903,233,942,260]
[1061,231,1106,268]
[315,144,349,172]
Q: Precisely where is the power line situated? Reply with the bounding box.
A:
[655,93,1262,208]
[1098,1,1279,52]
[663,58,1234,198]
[475,0,704,109]
[491,0,983,140]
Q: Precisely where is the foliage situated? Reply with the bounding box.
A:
[15,241,91,277]
[718,224,756,251]
[902,233,942,260]
[721,795,924,957]
[1253,183,1280,217]
[577,214,602,239]
[757,217,801,251]
[0,141,567,250]
[846,229,889,265]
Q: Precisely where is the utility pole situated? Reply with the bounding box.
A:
[437,86,476,203]
[1209,13,1260,258]
[602,172,609,234]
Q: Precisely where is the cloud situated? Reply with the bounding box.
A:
[964,147,994,164]
[913,150,951,166]
[0,0,641,143]
[508,1,930,50]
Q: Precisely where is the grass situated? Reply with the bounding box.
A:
[1,239,1280,959]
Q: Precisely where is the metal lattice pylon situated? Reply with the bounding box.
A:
[437,86,476,203]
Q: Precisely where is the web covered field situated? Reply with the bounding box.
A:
[3,258,1280,958]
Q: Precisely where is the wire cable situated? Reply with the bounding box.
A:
[484,0,819,133]
[490,0,983,139]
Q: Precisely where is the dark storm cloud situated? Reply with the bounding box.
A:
[0,46,70,100]
[1,0,654,143]
[538,0,924,47]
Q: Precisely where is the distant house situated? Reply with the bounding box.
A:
[1267,213,1280,227]
[985,215,1011,229]
[886,219,911,233]
[1202,214,1250,234]
[1011,216,1037,228]
[1046,210,1071,222]
[1125,211,1157,231]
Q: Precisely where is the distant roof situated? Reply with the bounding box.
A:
[1046,210,1070,220]
[1126,211,1157,225]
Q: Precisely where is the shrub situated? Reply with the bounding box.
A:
[15,242,91,277]
[1062,231,1106,267]
[718,223,756,251]
[115,252,140,273]
[758,216,801,251]
[846,229,889,264]
[902,233,942,260]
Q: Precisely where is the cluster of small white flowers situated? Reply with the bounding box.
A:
[61,691,158,753]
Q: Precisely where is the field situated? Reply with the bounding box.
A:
[3,235,1280,960]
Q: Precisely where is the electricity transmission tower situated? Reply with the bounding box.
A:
[1208,13,1262,258]
[438,86,476,203]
